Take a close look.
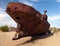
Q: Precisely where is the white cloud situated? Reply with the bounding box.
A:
[0,13,6,21]
[30,0,39,2]
[48,14,60,21]
[19,0,34,6]
[48,14,60,28]
[0,19,17,27]
[56,0,60,2]
[22,1,33,6]
[0,8,17,27]
[0,8,5,11]
[0,8,7,21]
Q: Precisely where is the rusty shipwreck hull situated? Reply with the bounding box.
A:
[6,2,50,36]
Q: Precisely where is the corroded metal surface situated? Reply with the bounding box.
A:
[6,2,50,36]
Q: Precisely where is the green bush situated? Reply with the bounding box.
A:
[0,25,9,32]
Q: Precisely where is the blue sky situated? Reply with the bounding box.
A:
[0,0,60,28]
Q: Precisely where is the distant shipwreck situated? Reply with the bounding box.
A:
[6,2,51,39]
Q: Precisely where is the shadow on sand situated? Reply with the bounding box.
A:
[16,33,54,46]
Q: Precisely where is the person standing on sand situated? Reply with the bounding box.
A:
[13,23,24,40]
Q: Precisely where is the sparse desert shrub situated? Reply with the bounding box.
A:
[49,27,60,33]
[0,25,9,32]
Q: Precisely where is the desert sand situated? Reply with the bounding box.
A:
[0,31,60,46]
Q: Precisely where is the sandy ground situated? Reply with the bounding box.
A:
[0,31,60,46]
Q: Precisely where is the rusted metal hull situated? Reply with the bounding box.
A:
[6,2,50,36]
